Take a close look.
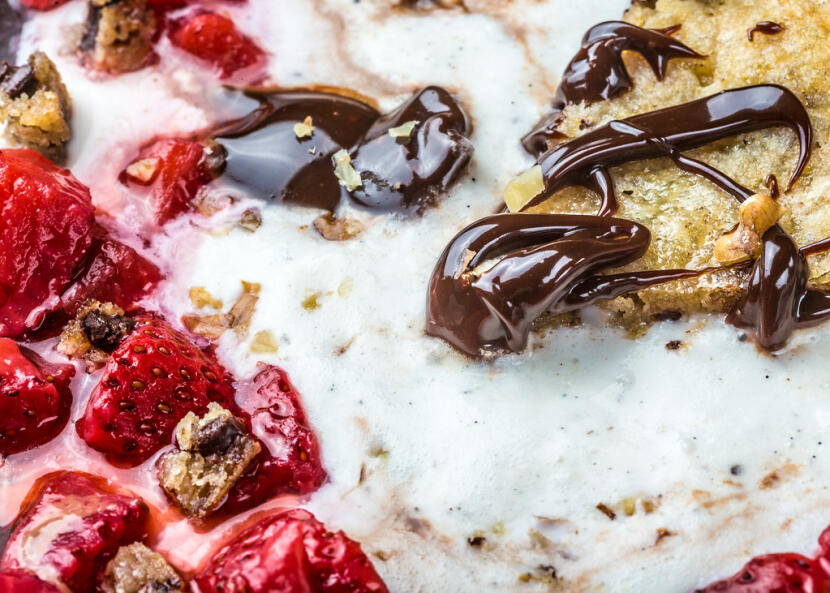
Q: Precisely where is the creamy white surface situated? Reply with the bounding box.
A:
[8,1,830,592]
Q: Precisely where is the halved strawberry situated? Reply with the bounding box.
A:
[0,571,61,593]
[195,509,389,593]
[220,365,326,516]
[0,339,74,457]
[19,0,68,10]
[76,314,235,465]
[0,148,95,338]
[122,138,222,225]
[695,553,830,593]
[60,227,162,316]
[0,472,149,593]
[168,11,266,81]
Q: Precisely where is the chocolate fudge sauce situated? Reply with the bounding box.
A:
[747,21,785,42]
[522,21,703,156]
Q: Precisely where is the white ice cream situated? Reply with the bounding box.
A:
[6,1,830,592]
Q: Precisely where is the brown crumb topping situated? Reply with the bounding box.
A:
[58,301,135,372]
[0,51,72,162]
[157,403,261,519]
[80,0,156,74]
[102,543,185,593]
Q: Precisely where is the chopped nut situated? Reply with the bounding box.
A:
[189,287,223,310]
[503,165,544,213]
[333,149,362,191]
[124,158,160,185]
[183,281,260,341]
[249,330,278,354]
[655,528,676,545]
[387,119,419,139]
[158,403,261,519]
[80,0,157,74]
[313,212,365,241]
[182,313,227,341]
[58,301,134,372]
[302,292,321,311]
[714,192,782,264]
[237,208,262,233]
[101,543,185,593]
[293,115,314,139]
[596,502,616,520]
[227,281,260,335]
[0,51,72,161]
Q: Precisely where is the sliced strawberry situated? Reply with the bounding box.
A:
[0,472,149,593]
[0,339,74,457]
[195,509,388,593]
[61,227,162,316]
[0,571,61,593]
[122,138,221,225]
[695,553,830,593]
[220,365,326,516]
[0,148,95,338]
[168,11,266,81]
[19,0,68,10]
[76,314,235,465]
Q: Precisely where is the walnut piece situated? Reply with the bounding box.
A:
[0,51,72,161]
[101,543,185,593]
[333,149,362,191]
[714,192,782,264]
[158,403,261,519]
[80,0,156,73]
[313,212,365,241]
[58,301,135,372]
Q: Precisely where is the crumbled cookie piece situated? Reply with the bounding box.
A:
[80,0,156,73]
[58,301,135,371]
[313,212,365,241]
[0,51,71,161]
[102,543,185,593]
[158,403,261,519]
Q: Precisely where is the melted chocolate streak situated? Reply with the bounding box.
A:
[747,21,785,42]
[428,84,830,356]
[0,0,23,64]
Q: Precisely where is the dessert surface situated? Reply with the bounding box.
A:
[5,1,830,592]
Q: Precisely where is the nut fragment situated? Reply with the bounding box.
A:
[333,149,362,191]
[503,165,544,213]
[157,403,261,519]
[387,119,419,139]
[313,212,365,241]
[237,208,262,233]
[249,330,278,354]
[189,287,223,310]
[124,158,160,185]
[182,281,260,340]
[101,543,185,593]
[714,192,782,264]
[227,281,260,335]
[58,301,135,372]
[293,115,314,139]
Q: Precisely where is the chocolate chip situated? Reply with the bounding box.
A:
[195,416,246,457]
[82,310,137,352]
[0,63,36,99]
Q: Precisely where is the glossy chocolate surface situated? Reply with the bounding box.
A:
[747,21,785,42]
[350,86,473,214]
[212,90,380,211]
[522,21,702,156]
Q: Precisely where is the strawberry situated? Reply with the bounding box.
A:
[219,365,326,516]
[168,11,266,81]
[0,571,61,593]
[60,227,162,316]
[0,148,95,338]
[695,553,830,593]
[122,138,222,225]
[195,509,389,593]
[0,472,149,593]
[0,339,74,457]
[76,314,235,465]
[19,0,69,10]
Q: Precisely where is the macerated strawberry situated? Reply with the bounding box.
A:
[168,11,266,81]
[695,553,830,593]
[0,339,74,457]
[0,472,149,593]
[61,228,162,316]
[195,510,389,593]
[0,571,61,593]
[19,0,68,10]
[220,365,326,515]
[76,315,235,465]
[0,148,95,338]
[122,138,221,225]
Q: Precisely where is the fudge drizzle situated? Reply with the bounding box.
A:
[747,21,785,42]
[428,84,830,356]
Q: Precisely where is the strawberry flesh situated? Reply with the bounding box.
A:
[0,338,74,457]
[18,0,68,10]
[122,138,220,225]
[168,12,266,81]
[0,472,149,593]
[0,148,95,338]
[219,365,326,515]
[76,315,235,465]
[0,571,61,593]
[60,227,162,316]
[195,509,388,593]
[696,553,830,593]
